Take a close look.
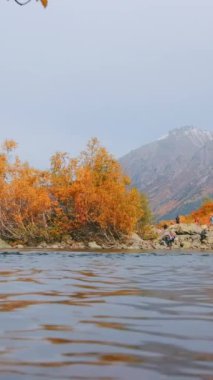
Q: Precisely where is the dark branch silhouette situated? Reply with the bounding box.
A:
[14,0,32,5]
[12,0,48,7]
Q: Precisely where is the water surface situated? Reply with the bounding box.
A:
[0,251,213,380]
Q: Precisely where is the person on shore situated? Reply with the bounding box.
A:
[162,225,176,249]
[210,215,213,226]
[176,215,180,224]
[200,229,208,244]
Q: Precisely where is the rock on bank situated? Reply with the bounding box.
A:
[0,223,212,251]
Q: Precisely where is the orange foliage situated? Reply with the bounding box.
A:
[40,0,48,7]
[183,200,213,225]
[49,139,143,239]
[0,150,51,242]
[0,139,144,243]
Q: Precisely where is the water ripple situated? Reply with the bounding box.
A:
[0,251,213,380]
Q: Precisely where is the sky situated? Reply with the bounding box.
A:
[0,0,213,167]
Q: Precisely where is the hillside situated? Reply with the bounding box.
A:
[120,126,213,220]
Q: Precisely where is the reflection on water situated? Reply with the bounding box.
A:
[0,251,213,380]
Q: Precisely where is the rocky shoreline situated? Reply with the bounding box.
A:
[0,223,212,252]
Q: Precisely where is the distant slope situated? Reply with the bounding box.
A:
[120,126,213,220]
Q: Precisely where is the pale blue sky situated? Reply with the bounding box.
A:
[1,0,213,167]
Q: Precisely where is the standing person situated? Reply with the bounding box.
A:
[176,215,180,224]
[200,229,208,243]
[210,215,213,226]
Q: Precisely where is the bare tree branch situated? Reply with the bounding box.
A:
[11,0,48,7]
[14,0,32,5]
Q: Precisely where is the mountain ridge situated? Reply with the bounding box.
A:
[120,126,213,220]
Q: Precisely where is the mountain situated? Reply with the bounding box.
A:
[120,126,213,220]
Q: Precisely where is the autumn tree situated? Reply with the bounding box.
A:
[136,193,153,236]
[0,142,51,242]
[70,138,144,239]
[184,199,213,225]
[48,138,145,241]
[48,152,78,239]
[0,138,149,245]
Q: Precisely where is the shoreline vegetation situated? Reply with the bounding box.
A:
[0,138,150,246]
[0,139,212,252]
[0,222,212,252]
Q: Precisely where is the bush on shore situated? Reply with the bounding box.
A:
[182,199,213,225]
[0,139,149,245]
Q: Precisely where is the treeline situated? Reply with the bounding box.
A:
[0,139,151,244]
[159,199,213,227]
[182,199,213,225]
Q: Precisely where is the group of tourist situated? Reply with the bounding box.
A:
[161,225,176,249]
[161,214,213,249]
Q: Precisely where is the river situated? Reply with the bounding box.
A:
[0,251,213,380]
